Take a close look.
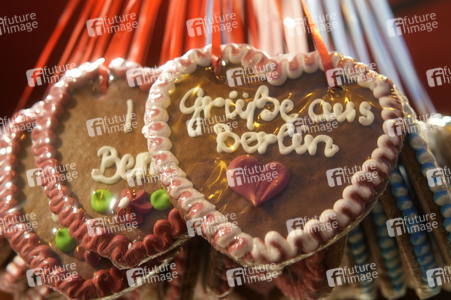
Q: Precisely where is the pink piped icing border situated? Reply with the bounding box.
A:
[0,255,53,299]
[0,102,185,299]
[0,104,132,299]
[142,44,406,266]
[26,58,187,269]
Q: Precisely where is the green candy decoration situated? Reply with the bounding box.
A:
[91,189,112,213]
[151,189,172,211]
[55,228,76,252]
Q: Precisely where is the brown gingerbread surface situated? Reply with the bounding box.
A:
[53,79,172,241]
[168,65,385,239]
[18,136,114,280]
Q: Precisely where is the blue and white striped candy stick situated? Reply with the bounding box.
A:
[372,200,406,298]
[389,167,441,294]
[348,225,377,299]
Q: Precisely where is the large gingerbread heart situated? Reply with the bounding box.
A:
[143,44,405,267]
[29,59,187,269]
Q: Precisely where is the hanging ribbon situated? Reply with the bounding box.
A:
[159,0,188,64]
[244,0,259,48]
[128,0,163,64]
[90,0,124,61]
[71,0,108,65]
[99,0,142,93]
[52,0,97,80]
[211,0,222,74]
[300,0,333,73]
[223,0,245,44]
[184,0,207,51]
[103,0,142,66]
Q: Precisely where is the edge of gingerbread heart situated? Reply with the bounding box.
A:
[401,97,451,239]
[143,43,406,266]
[26,58,188,269]
[0,255,53,298]
[0,103,139,299]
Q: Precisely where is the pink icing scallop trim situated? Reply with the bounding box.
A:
[0,104,130,299]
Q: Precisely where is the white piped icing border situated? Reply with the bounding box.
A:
[143,44,406,266]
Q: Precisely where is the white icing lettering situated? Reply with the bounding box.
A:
[91,145,152,184]
[280,99,299,123]
[124,99,134,133]
[215,123,338,157]
[358,101,374,126]
[308,99,356,123]
[214,124,240,153]
[180,85,374,158]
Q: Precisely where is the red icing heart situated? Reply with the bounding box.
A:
[226,155,290,207]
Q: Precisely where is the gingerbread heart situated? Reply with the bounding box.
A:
[143,44,405,267]
[28,59,187,269]
[226,155,290,206]
[0,104,182,299]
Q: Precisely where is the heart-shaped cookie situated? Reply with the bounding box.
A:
[28,59,188,269]
[226,155,290,206]
[143,44,405,267]
[0,105,181,299]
